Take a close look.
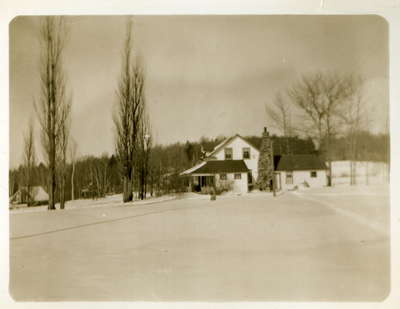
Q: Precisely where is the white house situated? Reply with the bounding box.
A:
[181,129,328,194]
[181,134,260,194]
[181,160,249,194]
[274,155,328,190]
[205,134,260,185]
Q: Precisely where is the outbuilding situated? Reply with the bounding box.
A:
[274,154,328,190]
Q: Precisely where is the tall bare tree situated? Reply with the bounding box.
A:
[265,92,293,136]
[23,120,36,205]
[69,137,78,200]
[339,78,366,185]
[57,101,71,209]
[35,16,69,210]
[287,72,360,186]
[114,19,145,202]
[136,111,152,200]
[265,92,293,154]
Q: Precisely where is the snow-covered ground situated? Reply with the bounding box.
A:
[9,194,178,214]
[331,160,389,186]
[10,183,389,301]
[9,190,279,213]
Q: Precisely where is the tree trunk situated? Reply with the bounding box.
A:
[327,161,332,187]
[48,162,56,210]
[71,162,75,200]
[60,174,65,209]
[141,166,145,199]
[123,175,133,202]
[144,170,147,200]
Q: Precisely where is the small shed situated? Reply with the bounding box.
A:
[274,155,328,190]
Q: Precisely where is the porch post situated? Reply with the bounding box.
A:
[188,176,192,192]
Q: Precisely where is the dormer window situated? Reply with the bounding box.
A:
[243,147,250,159]
[224,148,232,160]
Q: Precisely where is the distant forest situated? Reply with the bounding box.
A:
[9,131,389,203]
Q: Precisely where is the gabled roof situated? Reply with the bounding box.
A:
[188,160,249,175]
[206,134,260,157]
[275,155,327,171]
[180,161,207,175]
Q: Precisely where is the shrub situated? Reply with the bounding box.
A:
[200,186,213,195]
[215,180,233,195]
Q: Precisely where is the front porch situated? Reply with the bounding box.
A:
[189,174,215,193]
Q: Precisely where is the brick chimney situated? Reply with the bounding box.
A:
[257,127,274,191]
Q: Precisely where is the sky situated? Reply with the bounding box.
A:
[9,15,389,168]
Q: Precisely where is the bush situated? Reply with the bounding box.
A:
[200,186,213,195]
[215,180,233,195]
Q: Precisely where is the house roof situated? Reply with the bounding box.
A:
[188,160,249,175]
[275,155,327,171]
[206,134,260,157]
[180,161,207,175]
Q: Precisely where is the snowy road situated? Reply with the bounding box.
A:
[9,186,390,301]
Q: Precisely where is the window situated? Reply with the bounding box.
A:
[243,147,250,159]
[286,171,293,184]
[310,171,317,178]
[234,173,241,180]
[220,173,227,180]
[224,148,232,160]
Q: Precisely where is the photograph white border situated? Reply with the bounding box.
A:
[1,1,399,308]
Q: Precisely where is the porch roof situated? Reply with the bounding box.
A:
[188,160,249,175]
[179,161,207,175]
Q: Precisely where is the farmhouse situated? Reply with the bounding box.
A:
[181,128,328,194]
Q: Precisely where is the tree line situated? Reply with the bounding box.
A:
[10,130,388,204]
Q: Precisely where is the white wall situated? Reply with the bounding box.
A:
[213,136,259,182]
[279,170,327,190]
[215,172,248,194]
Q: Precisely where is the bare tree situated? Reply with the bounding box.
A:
[265,92,293,136]
[57,102,71,209]
[287,72,359,186]
[23,120,36,205]
[136,111,152,200]
[265,92,293,154]
[69,137,78,200]
[339,78,366,185]
[114,19,145,202]
[35,17,69,210]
